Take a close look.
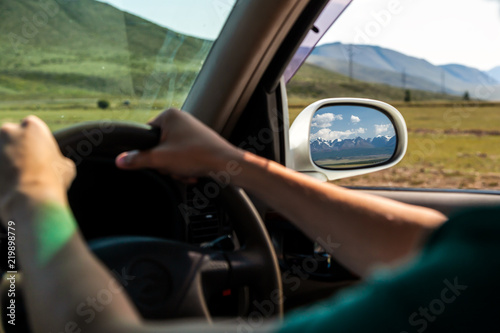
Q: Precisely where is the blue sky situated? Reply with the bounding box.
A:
[320,0,500,71]
[310,105,395,141]
[97,0,500,70]
[97,0,236,40]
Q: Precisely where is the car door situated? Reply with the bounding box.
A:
[268,0,500,309]
[286,0,500,215]
[3,0,498,320]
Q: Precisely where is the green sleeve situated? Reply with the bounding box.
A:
[277,207,500,333]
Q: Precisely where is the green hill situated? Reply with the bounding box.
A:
[288,63,459,104]
[0,0,211,100]
[0,0,461,104]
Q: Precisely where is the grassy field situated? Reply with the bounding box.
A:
[1,0,498,191]
[0,98,171,131]
[1,97,499,191]
[289,101,500,190]
[0,0,209,103]
[4,0,498,191]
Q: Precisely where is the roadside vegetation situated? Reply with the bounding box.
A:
[1,0,499,191]
[288,66,500,190]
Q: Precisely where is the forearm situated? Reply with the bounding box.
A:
[4,189,141,333]
[230,152,447,277]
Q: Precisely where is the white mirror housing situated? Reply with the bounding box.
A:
[289,98,408,181]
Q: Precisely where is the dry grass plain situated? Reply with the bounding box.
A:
[289,100,500,191]
[1,98,499,191]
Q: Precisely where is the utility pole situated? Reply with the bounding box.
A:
[402,68,407,101]
[441,70,446,94]
[402,68,406,89]
[348,44,354,82]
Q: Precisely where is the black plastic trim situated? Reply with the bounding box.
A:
[346,186,500,196]
[263,0,329,93]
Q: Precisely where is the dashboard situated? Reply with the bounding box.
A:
[68,156,358,313]
[69,157,356,277]
[68,157,234,245]
[0,156,358,327]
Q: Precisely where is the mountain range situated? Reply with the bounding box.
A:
[308,43,500,100]
[311,135,396,162]
[311,135,396,153]
[489,66,500,82]
[1,1,498,102]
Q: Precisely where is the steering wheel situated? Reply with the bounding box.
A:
[1,122,282,331]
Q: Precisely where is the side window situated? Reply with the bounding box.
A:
[288,0,500,191]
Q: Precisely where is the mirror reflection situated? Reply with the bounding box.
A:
[310,105,397,169]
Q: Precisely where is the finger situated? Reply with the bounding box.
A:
[0,123,20,141]
[21,115,54,140]
[0,123,18,133]
[147,112,166,127]
[21,115,61,148]
[115,150,155,170]
[21,115,46,129]
[147,108,180,127]
[147,116,162,127]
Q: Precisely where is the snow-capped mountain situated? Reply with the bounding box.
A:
[310,136,395,153]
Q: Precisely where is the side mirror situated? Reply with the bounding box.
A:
[289,98,407,181]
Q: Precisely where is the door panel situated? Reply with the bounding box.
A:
[275,188,500,311]
[358,189,500,217]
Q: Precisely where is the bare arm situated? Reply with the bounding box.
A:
[0,117,141,333]
[3,194,142,333]
[226,153,445,276]
[4,196,275,333]
[117,108,447,277]
[0,115,275,333]
[0,110,446,333]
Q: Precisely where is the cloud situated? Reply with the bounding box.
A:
[310,127,367,141]
[375,124,391,135]
[350,115,361,124]
[311,113,343,128]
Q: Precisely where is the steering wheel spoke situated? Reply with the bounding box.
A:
[225,250,267,286]
[91,237,228,320]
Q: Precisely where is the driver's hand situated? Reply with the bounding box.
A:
[0,116,75,220]
[115,108,243,182]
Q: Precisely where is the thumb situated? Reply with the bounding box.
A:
[115,150,154,170]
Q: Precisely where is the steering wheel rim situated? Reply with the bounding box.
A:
[2,121,282,330]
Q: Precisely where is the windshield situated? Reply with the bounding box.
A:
[0,0,237,130]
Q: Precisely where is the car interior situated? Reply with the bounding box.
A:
[1,0,500,331]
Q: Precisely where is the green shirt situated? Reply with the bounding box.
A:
[278,207,500,332]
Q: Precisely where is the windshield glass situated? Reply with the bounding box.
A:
[0,0,237,130]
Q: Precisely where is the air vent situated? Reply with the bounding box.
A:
[186,186,221,243]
